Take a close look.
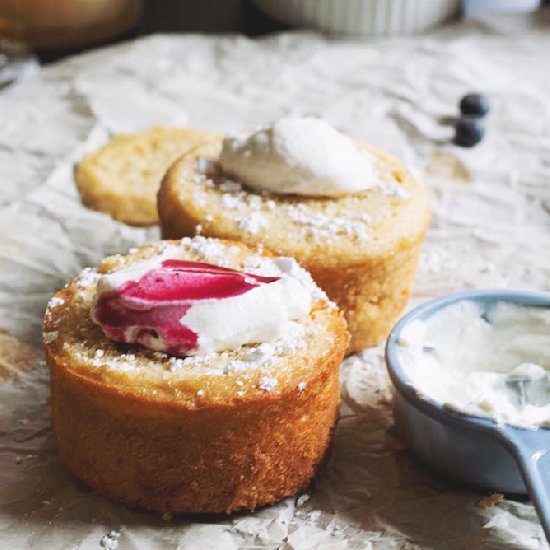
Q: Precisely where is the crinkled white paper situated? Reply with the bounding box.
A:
[1,14,550,549]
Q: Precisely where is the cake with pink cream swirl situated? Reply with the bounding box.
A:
[43,236,349,514]
[92,254,313,356]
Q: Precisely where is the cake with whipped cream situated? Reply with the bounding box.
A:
[158,117,431,351]
[43,236,348,514]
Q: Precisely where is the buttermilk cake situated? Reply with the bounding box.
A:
[43,236,348,513]
[158,117,431,352]
[76,127,215,226]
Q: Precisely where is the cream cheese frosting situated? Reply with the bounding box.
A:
[219,117,379,196]
[397,300,550,429]
[91,253,313,356]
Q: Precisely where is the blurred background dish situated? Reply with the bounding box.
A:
[0,0,142,49]
[463,0,541,15]
[0,0,546,65]
[250,0,461,36]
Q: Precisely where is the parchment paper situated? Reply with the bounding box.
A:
[1,11,550,549]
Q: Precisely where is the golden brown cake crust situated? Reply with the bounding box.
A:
[158,137,431,351]
[44,239,349,513]
[75,127,215,226]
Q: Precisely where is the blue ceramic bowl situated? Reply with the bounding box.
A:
[385,290,550,540]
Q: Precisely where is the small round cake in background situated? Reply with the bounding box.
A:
[43,236,348,514]
[75,127,215,226]
[158,118,431,352]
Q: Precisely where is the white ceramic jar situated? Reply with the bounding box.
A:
[251,0,461,37]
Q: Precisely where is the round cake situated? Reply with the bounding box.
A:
[43,236,348,513]
[76,126,215,226]
[158,122,431,352]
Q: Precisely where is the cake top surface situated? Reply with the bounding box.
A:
[161,137,431,266]
[43,237,347,406]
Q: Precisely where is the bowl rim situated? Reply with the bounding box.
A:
[385,289,550,436]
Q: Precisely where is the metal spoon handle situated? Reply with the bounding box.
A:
[505,429,550,544]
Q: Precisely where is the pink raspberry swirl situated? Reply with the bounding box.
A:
[93,260,280,357]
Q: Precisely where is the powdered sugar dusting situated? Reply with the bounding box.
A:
[259,376,278,391]
[287,204,370,241]
[42,331,58,344]
[76,267,101,287]
[180,235,241,268]
[47,296,65,308]
[236,212,268,234]
[68,342,139,372]
[165,320,308,376]
[220,193,245,210]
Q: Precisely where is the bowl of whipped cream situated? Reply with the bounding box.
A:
[386,290,550,539]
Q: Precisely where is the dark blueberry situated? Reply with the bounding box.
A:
[454,116,485,147]
[459,93,490,117]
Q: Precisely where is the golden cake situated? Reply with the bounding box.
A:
[75,126,215,226]
[43,236,348,513]
[158,120,431,352]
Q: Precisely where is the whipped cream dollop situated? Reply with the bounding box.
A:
[398,300,550,429]
[219,117,378,197]
[92,256,312,356]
